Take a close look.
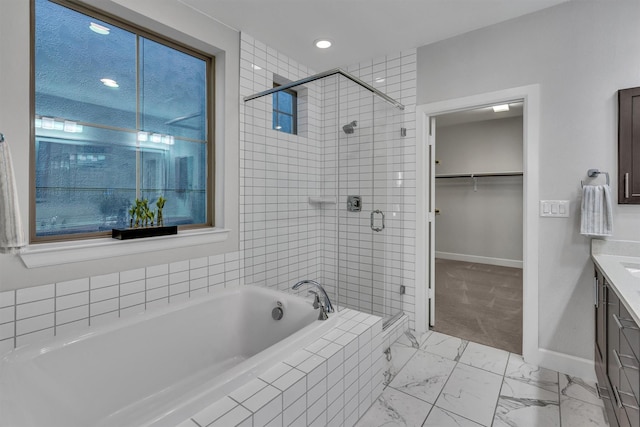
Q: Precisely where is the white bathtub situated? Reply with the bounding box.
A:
[0,285,339,427]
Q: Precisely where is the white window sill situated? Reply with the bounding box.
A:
[19,228,231,268]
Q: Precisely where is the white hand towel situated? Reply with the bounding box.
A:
[580,184,613,237]
[0,139,26,253]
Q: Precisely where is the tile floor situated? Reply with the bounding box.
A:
[356,330,609,427]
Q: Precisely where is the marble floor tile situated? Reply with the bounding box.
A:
[359,331,607,427]
[500,377,559,403]
[383,343,418,386]
[423,406,483,427]
[493,395,560,427]
[560,395,609,427]
[421,331,468,361]
[458,341,509,375]
[559,374,603,407]
[435,363,503,426]
[395,329,432,349]
[354,387,432,427]
[389,349,456,404]
[504,353,558,391]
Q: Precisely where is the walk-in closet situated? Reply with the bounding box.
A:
[433,103,524,354]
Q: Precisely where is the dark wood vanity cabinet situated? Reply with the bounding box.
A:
[595,266,640,427]
[618,87,640,204]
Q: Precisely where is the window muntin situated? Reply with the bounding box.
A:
[33,0,212,240]
[272,85,297,135]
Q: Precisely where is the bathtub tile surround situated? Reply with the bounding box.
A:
[358,331,609,427]
[0,252,242,350]
[178,308,384,427]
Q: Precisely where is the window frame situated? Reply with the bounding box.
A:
[30,0,215,243]
[272,83,298,135]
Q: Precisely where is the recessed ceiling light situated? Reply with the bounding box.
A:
[100,78,119,88]
[89,22,110,35]
[492,104,510,112]
[314,39,332,49]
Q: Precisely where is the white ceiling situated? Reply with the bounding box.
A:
[179,0,569,71]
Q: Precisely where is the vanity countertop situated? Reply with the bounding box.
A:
[591,239,640,325]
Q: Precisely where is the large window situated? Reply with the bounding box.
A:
[33,0,212,240]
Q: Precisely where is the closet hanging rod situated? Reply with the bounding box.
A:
[435,171,523,179]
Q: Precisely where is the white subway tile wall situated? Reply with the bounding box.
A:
[240,31,324,302]
[178,308,384,427]
[240,32,417,329]
[0,252,242,349]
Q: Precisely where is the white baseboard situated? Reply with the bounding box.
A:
[527,347,596,382]
[436,251,523,269]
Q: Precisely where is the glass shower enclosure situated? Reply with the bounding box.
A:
[242,69,406,328]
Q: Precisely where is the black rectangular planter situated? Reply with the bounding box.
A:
[112,226,177,240]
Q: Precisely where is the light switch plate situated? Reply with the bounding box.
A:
[540,200,570,217]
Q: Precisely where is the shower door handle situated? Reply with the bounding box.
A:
[370,210,385,232]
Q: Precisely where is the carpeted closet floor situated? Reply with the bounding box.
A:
[433,258,523,354]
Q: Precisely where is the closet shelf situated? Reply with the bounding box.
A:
[308,196,337,205]
[435,171,523,179]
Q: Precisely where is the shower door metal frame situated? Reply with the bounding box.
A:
[244,68,405,111]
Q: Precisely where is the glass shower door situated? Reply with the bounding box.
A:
[371,94,405,324]
[336,76,405,326]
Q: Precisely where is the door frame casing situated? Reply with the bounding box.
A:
[415,85,540,364]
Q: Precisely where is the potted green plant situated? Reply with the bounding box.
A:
[112,196,175,240]
[156,196,166,227]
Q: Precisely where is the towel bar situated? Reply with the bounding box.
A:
[581,169,610,187]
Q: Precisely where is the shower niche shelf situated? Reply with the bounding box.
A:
[308,197,337,205]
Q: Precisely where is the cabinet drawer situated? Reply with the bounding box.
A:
[610,292,622,390]
[600,382,623,427]
[619,336,640,401]
[619,371,640,427]
[619,303,640,361]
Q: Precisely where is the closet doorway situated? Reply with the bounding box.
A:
[433,102,524,354]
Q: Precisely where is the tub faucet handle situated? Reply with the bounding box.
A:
[308,290,322,309]
[293,279,334,320]
[308,290,329,320]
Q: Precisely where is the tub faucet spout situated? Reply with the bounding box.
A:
[292,280,334,319]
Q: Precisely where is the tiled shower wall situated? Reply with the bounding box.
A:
[239,33,328,298]
[239,33,418,328]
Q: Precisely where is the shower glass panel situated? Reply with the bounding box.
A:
[333,76,405,324]
[241,69,405,328]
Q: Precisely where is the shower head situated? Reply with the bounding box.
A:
[342,120,357,134]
